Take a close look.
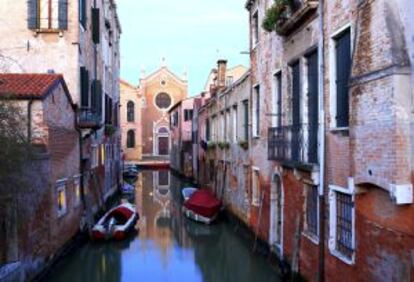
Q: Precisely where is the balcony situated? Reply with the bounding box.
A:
[273,0,319,36]
[77,107,102,129]
[268,123,318,169]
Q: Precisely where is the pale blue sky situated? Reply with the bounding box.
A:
[117,0,250,95]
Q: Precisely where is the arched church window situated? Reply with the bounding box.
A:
[127,130,135,148]
[127,101,134,122]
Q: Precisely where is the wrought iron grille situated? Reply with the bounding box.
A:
[268,123,318,165]
[336,192,354,260]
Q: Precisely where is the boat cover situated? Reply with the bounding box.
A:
[184,190,221,218]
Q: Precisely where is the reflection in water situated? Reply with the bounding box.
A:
[47,169,280,282]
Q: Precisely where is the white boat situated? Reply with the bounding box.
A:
[91,203,139,241]
[182,187,197,201]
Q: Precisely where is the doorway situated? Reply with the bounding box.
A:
[269,174,283,256]
[158,136,169,155]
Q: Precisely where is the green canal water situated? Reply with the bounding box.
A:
[46,169,281,282]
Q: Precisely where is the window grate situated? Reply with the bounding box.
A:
[336,192,353,259]
[306,185,318,237]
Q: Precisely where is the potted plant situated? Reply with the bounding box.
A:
[218,141,231,150]
[207,141,217,150]
[238,140,249,150]
[104,124,116,137]
[262,0,294,33]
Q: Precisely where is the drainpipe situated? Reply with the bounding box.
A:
[27,99,34,142]
[317,0,326,281]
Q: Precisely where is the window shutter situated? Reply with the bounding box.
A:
[27,0,38,29]
[58,0,68,30]
[335,30,351,128]
[80,67,89,107]
[92,8,100,44]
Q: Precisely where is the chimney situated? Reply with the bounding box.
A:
[217,59,227,88]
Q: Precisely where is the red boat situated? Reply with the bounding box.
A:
[183,189,221,224]
[91,203,139,241]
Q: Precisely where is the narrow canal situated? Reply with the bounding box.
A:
[46,169,281,282]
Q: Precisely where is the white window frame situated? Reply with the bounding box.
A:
[251,9,259,49]
[272,70,282,127]
[252,84,260,138]
[328,184,356,265]
[232,105,238,143]
[56,179,68,217]
[226,110,231,142]
[329,23,353,130]
[252,166,260,206]
[39,0,59,30]
[91,145,98,168]
[303,184,320,244]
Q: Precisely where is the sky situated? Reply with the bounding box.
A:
[117,0,250,96]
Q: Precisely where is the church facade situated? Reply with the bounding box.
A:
[120,64,187,161]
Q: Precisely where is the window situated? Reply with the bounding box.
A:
[105,95,113,124]
[74,176,81,207]
[209,160,215,182]
[206,118,210,141]
[56,180,67,217]
[253,85,260,137]
[155,93,172,109]
[127,130,135,148]
[332,28,351,128]
[80,67,89,107]
[91,145,98,168]
[273,72,282,127]
[232,106,238,143]
[91,80,102,116]
[329,185,355,264]
[291,61,301,162]
[305,185,319,240]
[79,0,87,28]
[220,113,225,141]
[252,168,260,206]
[211,116,216,141]
[252,11,259,46]
[226,76,234,86]
[226,110,231,142]
[127,101,135,122]
[100,144,105,166]
[184,109,193,121]
[92,8,100,44]
[28,0,68,30]
[243,100,249,141]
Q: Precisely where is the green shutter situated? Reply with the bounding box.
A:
[27,0,38,29]
[92,8,100,44]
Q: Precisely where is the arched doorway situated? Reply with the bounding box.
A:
[269,173,283,256]
[155,126,169,156]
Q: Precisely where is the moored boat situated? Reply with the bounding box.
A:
[91,203,139,241]
[183,189,221,224]
[182,187,197,201]
[120,182,135,194]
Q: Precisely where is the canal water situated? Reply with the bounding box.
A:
[46,169,281,282]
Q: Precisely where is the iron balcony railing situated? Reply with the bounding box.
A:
[77,107,102,129]
[268,123,318,165]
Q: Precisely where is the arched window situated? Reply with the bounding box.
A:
[127,130,135,148]
[158,127,169,134]
[127,101,134,122]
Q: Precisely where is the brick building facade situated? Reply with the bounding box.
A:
[244,0,414,280]
[0,74,81,280]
